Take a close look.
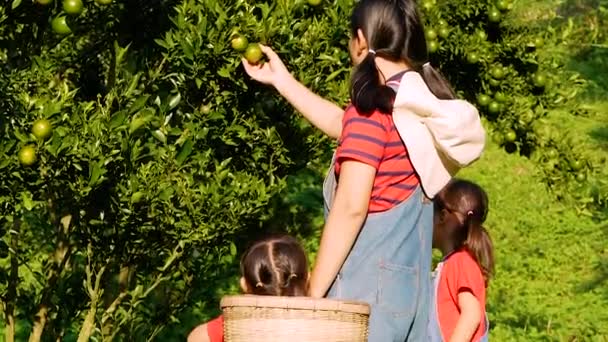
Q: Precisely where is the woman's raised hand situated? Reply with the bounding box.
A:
[241,45,291,87]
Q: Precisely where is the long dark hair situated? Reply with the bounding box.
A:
[435,179,494,285]
[240,234,309,296]
[350,0,455,115]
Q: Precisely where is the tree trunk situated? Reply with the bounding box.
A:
[28,305,47,342]
[4,220,20,342]
[28,215,72,342]
[77,299,98,342]
[77,245,105,342]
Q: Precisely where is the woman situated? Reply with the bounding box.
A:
[242,1,483,340]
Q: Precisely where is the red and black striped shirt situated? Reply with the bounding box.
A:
[335,71,419,213]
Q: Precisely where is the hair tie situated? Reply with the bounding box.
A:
[255,281,264,288]
[368,49,376,55]
[467,210,474,216]
[288,273,297,280]
[423,62,431,68]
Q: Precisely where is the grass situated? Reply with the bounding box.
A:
[461,142,608,340]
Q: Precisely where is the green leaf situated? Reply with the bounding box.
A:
[11,0,21,9]
[168,93,181,110]
[175,139,193,165]
[89,161,105,186]
[151,130,167,144]
[21,191,34,211]
[110,111,127,129]
[129,95,150,114]
[229,242,237,256]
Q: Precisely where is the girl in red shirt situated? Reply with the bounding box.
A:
[429,179,494,342]
[187,234,309,342]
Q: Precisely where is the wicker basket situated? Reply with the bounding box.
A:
[220,295,370,342]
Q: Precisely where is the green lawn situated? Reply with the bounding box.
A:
[461,142,607,340]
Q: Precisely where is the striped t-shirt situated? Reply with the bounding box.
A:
[335,71,419,213]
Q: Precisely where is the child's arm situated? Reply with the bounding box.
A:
[187,323,211,342]
[449,291,482,342]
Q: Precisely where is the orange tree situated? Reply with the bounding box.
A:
[419,0,606,213]
[0,0,344,340]
[0,0,604,340]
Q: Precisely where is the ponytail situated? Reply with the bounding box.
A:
[350,53,396,115]
[240,234,309,297]
[464,220,495,286]
[421,63,456,100]
[349,0,457,116]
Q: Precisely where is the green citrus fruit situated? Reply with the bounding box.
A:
[427,40,439,53]
[63,0,83,15]
[95,0,112,4]
[438,27,449,39]
[505,130,517,142]
[425,29,437,41]
[494,92,507,103]
[488,101,501,114]
[19,145,37,166]
[488,8,501,23]
[496,0,510,11]
[575,172,586,182]
[492,132,504,145]
[244,43,263,64]
[466,52,479,64]
[489,79,501,87]
[490,66,505,79]
[422,0,434,11]
[438,19,448,27]
[200,104,211,114]
[308,0,322,6]
[32,119,52,140]
[533,72,546,88]
[51,16,72,35]
[477,94,491,107]
[36,0,53,5]
[570,160,583,171]
[231,35,248,52]
[534,37,544,48]
[477,30,488,40]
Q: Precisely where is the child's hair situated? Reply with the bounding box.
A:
[350,0,455,115]
[240,234,309,296]
[435,179,494,284]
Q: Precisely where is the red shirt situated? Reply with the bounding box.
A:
[335,73,419,212]
[206,315,223,342]
[437,250,486,342]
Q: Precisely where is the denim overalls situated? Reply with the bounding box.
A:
[427,259,490,342]
[322,152,433,341]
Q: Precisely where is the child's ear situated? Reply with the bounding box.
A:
[356,29,368,56]
[438,208,448,223]
[239,277,249,293]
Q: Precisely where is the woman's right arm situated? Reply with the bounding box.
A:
[242,45,344,139]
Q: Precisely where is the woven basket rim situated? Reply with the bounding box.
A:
[220,295,370,315]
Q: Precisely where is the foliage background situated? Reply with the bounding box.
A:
[0,0,607,340]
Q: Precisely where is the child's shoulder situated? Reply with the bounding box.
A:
[445,249,479,268]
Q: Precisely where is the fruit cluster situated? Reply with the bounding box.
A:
[231,34,263,64]
[18,119,52,167]
[38,0,113,35]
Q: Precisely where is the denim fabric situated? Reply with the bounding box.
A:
[323,159,433,342]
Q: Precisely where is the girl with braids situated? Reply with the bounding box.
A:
[429,179,494,342]
[188,234,309,342]
[242,0,484,340]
